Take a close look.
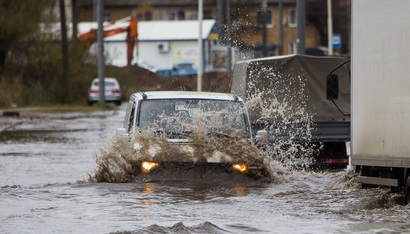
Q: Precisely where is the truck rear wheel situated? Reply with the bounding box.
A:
[405,175,410,204]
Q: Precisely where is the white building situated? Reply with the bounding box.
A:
[79,19,218,72]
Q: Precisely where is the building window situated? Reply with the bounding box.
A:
[169,12,177,20]
[256,10,273,28]
[289,41,297,54]
[169,11,185,20]
[103,12,111,22]
[204,10,213,19]
[137,12,152,21]
[288,8,297,27]
[178,11,185,20]
[145,12,152,21]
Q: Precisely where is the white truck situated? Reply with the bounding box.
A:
[333,0,410,203]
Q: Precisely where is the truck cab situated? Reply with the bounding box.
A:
[231,54,351,169]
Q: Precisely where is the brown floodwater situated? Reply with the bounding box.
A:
[0,105,409,234]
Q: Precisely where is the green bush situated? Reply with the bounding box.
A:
[0,75,23,107]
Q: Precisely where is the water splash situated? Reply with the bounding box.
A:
[244,63,317,170]
[89,108,290,184]
[330,169,360,189]
[110,221,228,234]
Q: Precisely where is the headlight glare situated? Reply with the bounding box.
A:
[141,161,159,173]
[232,164,248,173]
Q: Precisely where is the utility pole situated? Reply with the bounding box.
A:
[262,0,268,57]
[296,0,305,54]
[197,0,203,92]
[96,0,105,105]
[71,0,78,41]
[226,0,232,71]
[327,0,333,55]
[347,0,351,56]
[279,0,284,55]
[59,0,71,103]
[217,0,223,44]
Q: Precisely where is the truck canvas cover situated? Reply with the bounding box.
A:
[231,54,350,123]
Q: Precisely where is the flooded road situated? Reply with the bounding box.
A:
[0,105,409,234]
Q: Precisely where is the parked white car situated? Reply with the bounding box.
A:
[117,91,269,178]
[87,77,122,106]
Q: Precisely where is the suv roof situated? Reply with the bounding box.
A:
[132,91,242,102]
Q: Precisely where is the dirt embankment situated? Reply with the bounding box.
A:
[117,65,232,96]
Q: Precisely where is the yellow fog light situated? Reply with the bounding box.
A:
[141,161,159,173]
[232,164,248,173]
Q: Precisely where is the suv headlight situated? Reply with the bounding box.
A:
[141,161,159,173]
[232,164,248,173]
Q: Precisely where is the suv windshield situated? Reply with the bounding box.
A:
[138,99,248,137]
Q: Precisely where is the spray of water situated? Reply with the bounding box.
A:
[330,169,360,189]
[89,106,290,183]
[244,63,317,170]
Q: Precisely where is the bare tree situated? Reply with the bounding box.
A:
[0,0,53,73]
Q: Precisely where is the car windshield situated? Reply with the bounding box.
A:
[175,63,195,70]
[138,99,248,137]
[93,80,116,87]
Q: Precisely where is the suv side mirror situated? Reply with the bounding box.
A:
[255,130,268,144]
[116,127,127,136]
[326,74,339,100]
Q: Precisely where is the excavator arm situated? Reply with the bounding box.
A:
[79,16,138,66]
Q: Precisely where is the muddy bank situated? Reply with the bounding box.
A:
[108,65,232,99]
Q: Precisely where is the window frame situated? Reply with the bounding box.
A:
[288,8,297,28]
[168,10,185,21]
[256,9,273,28]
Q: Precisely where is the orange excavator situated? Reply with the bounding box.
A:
[79,16,138,66]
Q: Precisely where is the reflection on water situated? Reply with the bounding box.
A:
[144,186,154,194]
[0,130,73,144]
